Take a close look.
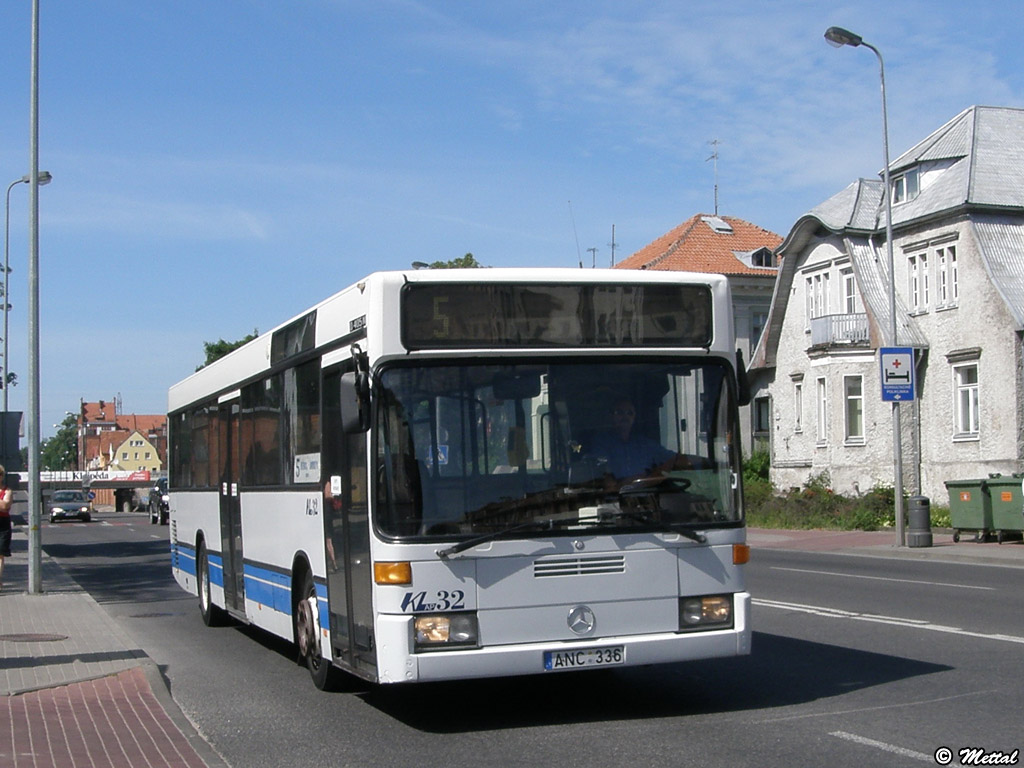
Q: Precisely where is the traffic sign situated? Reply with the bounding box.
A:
[880,347,915,401]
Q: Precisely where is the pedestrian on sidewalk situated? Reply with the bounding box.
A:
[0,465,11,590]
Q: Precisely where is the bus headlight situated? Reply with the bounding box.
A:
[679,595,733,632]
[414,613,479,650]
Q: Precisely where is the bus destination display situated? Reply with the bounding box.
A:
[402,283,713,349]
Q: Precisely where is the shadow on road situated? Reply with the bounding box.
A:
[41,536,177,607]
[355,631,951,732]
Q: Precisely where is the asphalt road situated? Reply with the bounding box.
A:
[42,513,1024,768]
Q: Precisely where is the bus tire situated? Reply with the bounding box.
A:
[295,570,338,691]
[198,541,226,627]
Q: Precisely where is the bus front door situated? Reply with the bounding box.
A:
[218,400,245,616]
[322,366,376,678]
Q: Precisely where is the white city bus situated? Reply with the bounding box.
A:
[168,268,752,688]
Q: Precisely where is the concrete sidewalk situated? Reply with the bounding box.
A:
[0,530,228,768]
[748,526,1024,565]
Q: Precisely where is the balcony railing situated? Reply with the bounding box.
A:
[810,313,870,346]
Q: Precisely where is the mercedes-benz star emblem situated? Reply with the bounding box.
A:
[567,605,596,636]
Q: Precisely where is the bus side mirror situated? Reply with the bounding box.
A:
[340,371,370,433]
[735,348,751,407]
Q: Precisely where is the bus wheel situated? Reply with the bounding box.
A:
[295,571,337,691]
[198,542,225,627]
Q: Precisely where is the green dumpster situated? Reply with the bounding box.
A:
[944,478,992,542]
[982,474,1024,544]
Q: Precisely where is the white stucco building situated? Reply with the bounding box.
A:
[749,106,1024,502]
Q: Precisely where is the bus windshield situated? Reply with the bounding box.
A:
[375,359,742,541]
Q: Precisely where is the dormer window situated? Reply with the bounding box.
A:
[891,167,920,204]
[752,248,774,268]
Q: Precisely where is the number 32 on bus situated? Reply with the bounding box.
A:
[167,269,752,689]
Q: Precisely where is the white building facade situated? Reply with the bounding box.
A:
[750,106,1024,502]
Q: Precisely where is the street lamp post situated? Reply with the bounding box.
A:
[4,171,51,413]
[824,26,906,546]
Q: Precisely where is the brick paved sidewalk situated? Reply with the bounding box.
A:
[1,667,209,768]
[0,533,228,768]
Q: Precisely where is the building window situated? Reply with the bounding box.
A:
[841,267,860,314]
[751,309,768,347]
[908,252,929,312]
[953,363,979,439]
[806,272,830,325]
[816,377,828,445]
[753,396,770,435]
[844,375,864,443]
[892,167,920,204]
[794,381,803,433]
[937,245,958,307]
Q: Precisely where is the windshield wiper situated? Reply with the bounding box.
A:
[436,514,579,560]
[591,507,708,543]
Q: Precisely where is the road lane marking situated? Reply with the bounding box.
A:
[830,731,932,762]
[756,689,996,724]
[754,598,1024,645]
[770,566,995,590]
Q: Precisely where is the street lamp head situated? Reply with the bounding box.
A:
[17,171,52,186]
[824,26,863,48]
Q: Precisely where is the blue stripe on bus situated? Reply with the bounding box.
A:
[243,563,292,613]
[172,540,197,578]
[208,553,225,588]
[172,541,329,623]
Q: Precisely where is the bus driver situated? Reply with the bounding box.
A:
[587,397,691,482]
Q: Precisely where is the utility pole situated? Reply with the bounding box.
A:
[28,0,42,593]
[608,225,618,266]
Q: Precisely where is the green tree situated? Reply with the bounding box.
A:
[41,412,78,470]
[429,253,483,269]
[196,329,259,371]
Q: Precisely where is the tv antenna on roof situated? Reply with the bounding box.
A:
[707,139,720,215]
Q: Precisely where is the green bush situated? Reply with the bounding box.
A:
[744,468,905,531]
[743,450,771,484]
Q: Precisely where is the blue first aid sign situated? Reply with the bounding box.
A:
[880,347,915,401]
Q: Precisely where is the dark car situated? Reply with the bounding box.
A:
[48,490,93,523]
[149,477,169,525]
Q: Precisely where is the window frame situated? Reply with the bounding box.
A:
[815,376,828,445]
[794,380,803,433]
[952,362,980,440]
[843,375,865,445]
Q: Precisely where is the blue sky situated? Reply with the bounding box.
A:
[1,0,1022,439]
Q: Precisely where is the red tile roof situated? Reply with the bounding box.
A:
[615,214,782,275]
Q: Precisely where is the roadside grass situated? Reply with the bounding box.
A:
[742,451,951,531]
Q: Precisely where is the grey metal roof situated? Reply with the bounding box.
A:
[803,179,884,233]
[972,216,1024,330]
[888,106,1024,217]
